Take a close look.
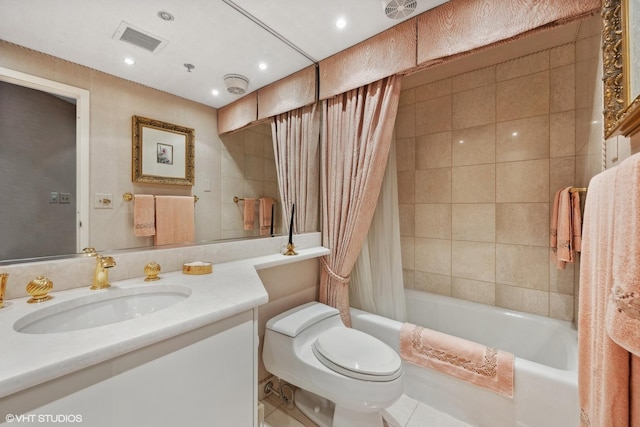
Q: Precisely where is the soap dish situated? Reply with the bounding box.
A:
[182,261,213,275]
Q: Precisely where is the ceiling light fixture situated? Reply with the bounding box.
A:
[336,17,347,29]
[212,89,220,96]
[157,11,175,21]
[124,57,135,65]
[184,63,195,73]
[224,74,249,95]
[258,62,267,71]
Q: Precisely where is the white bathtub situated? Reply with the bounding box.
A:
[350,289,579,427]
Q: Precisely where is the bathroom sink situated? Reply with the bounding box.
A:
[14,285,191,334]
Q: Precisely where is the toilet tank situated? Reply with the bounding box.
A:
[266,302,340,337]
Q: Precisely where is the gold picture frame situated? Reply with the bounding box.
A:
[132,115,195,186]
[603,0,640,138]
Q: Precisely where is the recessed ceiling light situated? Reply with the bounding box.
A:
[258,62,268,71]
[158,11,174,21]
[212,89,220,96]
[124,57,135,65]
[336,17,347,29]
[512,132,518,137]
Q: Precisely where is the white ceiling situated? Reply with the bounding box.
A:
[0,0,449,109]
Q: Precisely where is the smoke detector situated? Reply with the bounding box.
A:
[224,74,249,95]
[383,0,417,19]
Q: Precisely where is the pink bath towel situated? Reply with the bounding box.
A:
[243,198,255,230]
[578,165,638,427]
[606,153,640,357]
[154,196,195,246]
[551,186,582,269]
[400,323,514,398]
[259,197,275,236]
[133,194,155,237]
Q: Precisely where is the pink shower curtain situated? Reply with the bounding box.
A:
[271,103,321,234]
[319,74,401,326]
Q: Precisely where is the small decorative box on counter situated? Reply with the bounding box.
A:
[182,261,213,275]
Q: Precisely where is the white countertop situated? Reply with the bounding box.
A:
[0,246,329,399]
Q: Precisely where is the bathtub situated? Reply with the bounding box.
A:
[350,289,578,427]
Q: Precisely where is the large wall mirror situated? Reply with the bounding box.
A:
[603,0,640,137]
[0,67,89,262]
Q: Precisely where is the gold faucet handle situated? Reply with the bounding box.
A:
[27,276,53,304]
[144,262,161,281]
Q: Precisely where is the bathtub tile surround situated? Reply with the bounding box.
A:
[397,20,604,321]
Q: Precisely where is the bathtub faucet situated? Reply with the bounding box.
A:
[91,254,116,290]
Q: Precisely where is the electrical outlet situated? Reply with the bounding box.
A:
[60,193,71,204]
[94,193,113,209]
[49,192,59,204]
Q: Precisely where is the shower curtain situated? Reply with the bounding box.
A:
[350,133,406,322]
[319,75,401,326]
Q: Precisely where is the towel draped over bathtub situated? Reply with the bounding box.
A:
[400,323,514,398]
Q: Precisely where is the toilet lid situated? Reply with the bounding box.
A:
[312,327,402,382]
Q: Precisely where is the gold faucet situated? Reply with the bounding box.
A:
[91,255,116,290]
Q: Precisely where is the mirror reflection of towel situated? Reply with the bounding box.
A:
[243,198,255,230]
[154,196,195,245]
[134,194,155,237]
[259,197,275,236]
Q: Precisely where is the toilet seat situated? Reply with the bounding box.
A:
[312,327,402,382]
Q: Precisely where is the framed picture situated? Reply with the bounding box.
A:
[132,115,195,185]
[603,0,640,137]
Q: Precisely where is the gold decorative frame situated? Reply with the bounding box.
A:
[132,115,195,186]
[603,0,640,138]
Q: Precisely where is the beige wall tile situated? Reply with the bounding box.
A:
[415,238,451,276]
[401,236,415,270]
[399,88,416,107]
[496,115,550,162]
[550,292,574,321]
[550,64,575,113]
[398,171,415,204]
[496,284,549,316]
[399,203,415,236]
[496,71,549,122]
[416,132,451,169]
[416,95,452,136]
[496,159,549,203]
[496,244,550,290]
[452,66,496,93]
[550,111,576,158]
[415,168,451,203]
[496,51,549,82]
[576,56,600,110]
[395,104,416,139]
[549,157,576,201]
[452,277,496,305]
[403,268,415,288]
[452,203,495,242]
[245,155,265,181]
[396,137,415,171]
[550,44,575,68]
[452,85,495,130]
[452,124,496,166]
[415,204,451,239]
[550,263,575,295]
[451,241,495,282]
[415,271,452,296]
[496,203,549,246]
[415,78,452,101]
[452,164,495,203]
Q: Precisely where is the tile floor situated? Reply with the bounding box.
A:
[260,393,471,427]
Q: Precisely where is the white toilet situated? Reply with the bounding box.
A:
[262,302,404,427]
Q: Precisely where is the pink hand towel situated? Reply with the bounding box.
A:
[154,196,195,246]
[551,186,582,269]
[400,323,514,398]
[243,198,255,230]
[259,197,275,236]
[133,194,155,237]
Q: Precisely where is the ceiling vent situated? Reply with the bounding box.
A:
[224,74,249,95]
[113,21,168,53]
[383,0,417,19]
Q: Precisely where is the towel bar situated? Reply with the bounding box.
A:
[233,196,277,203]
[569,187,588,193]
[122,192,199,203]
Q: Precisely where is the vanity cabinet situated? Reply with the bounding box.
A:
[0,309,257,426]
